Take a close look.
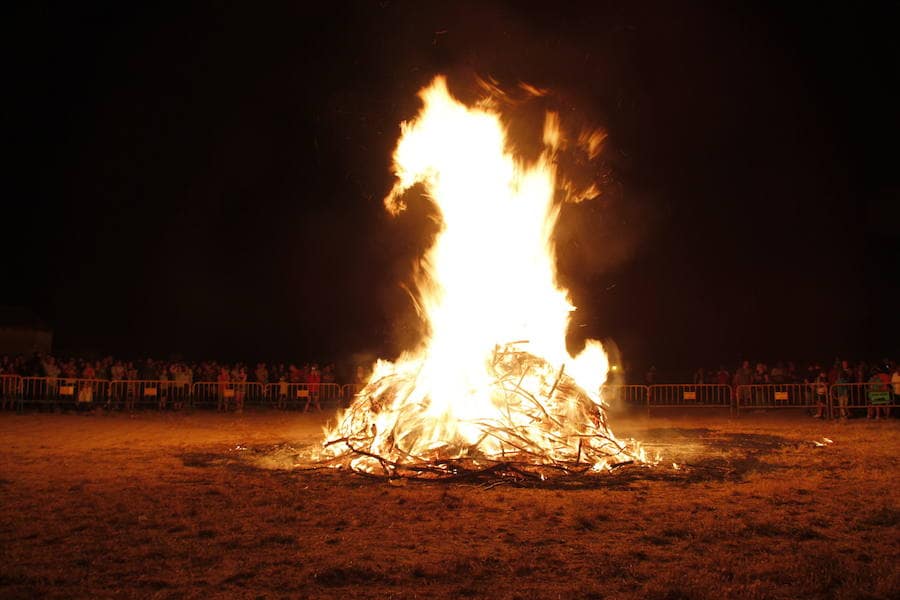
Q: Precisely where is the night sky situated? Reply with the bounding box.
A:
[6,1,899,375]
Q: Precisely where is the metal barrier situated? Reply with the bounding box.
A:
[1,374,23,411]
[600,384,649,411]
[190,381,264,411]
[264,382,341,411]
[319,383,342,408]
[735,383,828,417]
[7,375,892,420]
[829,381,897,418]
[105,380,196,411]
[341,383,363,407]
[21,377,110,411]
[648,384,733,415]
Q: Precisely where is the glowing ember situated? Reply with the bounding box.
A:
[323,76,642,478]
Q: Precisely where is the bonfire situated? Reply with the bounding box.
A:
[323,76,643,479]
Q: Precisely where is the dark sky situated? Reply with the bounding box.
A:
[6,1,899,374]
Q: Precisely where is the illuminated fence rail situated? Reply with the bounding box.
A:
[5,376,896,420]
[106,380,196,411]
[600,384,649,410]
[1,374,23,411]
[319,383,342,408]
[264,383,341,411]
[190,381,265,410]
[21,377,110,411]
[648,384,733,415]
[735,383,828,417]
[829,382,898,418]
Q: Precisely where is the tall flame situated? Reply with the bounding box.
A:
[324,77,640,476]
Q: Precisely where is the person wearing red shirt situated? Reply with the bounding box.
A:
[305,364,321,412]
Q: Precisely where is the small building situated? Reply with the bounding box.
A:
[0,306,53,356]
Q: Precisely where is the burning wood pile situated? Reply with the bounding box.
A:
[324,343,640,480]
[320,76,643,480]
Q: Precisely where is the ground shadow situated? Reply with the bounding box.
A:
[178,426,803,490]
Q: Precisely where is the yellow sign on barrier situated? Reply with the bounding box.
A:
[60,385,74,396]
[774,391,789,401]
[297,389,309,398]
[144,387,158,397]
[683,391,697,400]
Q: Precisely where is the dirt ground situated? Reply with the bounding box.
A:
[1,409,897,599]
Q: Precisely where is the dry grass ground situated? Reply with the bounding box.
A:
[1,409,897,599]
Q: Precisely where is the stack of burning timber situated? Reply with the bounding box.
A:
[323,342,639,480]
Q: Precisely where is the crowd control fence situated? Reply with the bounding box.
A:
[20,377,110,412]
[341,383,363,408]
[647,384,734,416]
[263,382,342,411]
[190,381,266,410]
[829,381,898,418]
[1,374,23,411]
[3,376,899,420]
[734,383,828,417]
[600,384,649,411]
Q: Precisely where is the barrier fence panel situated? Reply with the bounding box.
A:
[263,382,338,411]
[191,381,259,411]
[241,382,266,408]
[341,383,363,407]
[190,382,216,409]
[22,376,56,409]
[1,374,23,411]
[829,382,898,418]
[106,380,195,411]
[648,384,733,415]
[319,383,342,408]
[735,383,828,417]
[10,377,893,419]
[21,377,110,411]
[600,384,649,411]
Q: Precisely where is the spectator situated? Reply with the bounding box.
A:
[867,368,891,420]
[833,368,851,419]
[217,367,231,412]
[855,361,868,384]
[306,364,321,412]
[813,369,828,418]
[733,360,752,406]
[322,363,336,384]
[786,361,798,383]
[715,366,730,386]
[233,365,246,413]
[892,363,900,406]
[355,365,368,385]
[158,368,169,411]
[693,367,706,385]
[752,363,769,385]
[769,362,785,384]
[125,363,138,412]
[254,362,269,386]
[277,374,288,410]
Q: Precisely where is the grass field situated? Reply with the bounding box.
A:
[1,410,897,599]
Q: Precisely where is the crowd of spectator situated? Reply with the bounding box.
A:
[643,358,899,419]
[0,354,340,387]
[2,353,898,418]
[0,354,355,412]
